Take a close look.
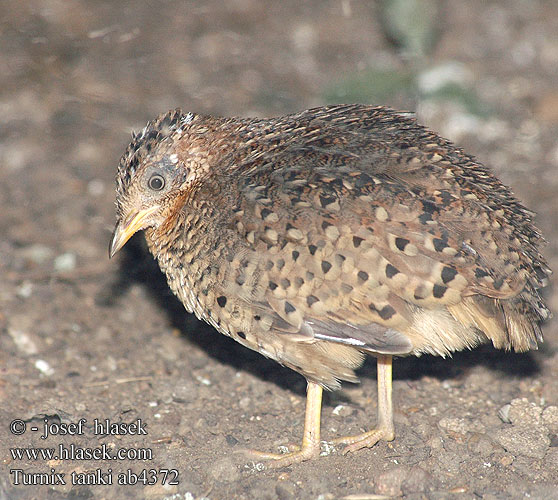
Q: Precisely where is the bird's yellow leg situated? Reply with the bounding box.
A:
[242,381,323,468]
[333,354,395,454]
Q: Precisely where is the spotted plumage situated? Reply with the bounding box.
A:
[110,104,551,467]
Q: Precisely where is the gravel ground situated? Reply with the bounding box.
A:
[1,1,558,499]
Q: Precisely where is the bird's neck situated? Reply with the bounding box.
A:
[144,199,224,316]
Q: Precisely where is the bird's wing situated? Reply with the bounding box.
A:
[222,132,548,355]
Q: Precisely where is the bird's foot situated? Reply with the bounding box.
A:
[238,440,320,469]
[332,425,394,455]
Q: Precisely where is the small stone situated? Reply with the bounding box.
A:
[542,406,558,432]
[171,380,199,404]
[331,404,354,417]
[438,416,479,435]
[239,396,252,410]
[498,454,514,466]
[8,328,38,355]
[507,398,543,426]
[20,244,54,265]
[320,440,336,457]
[494,425,550,459]
[54,252,77,272]
[208,456,241,482]
[467,433,501,456]
[375,465,409,496]
[87,179,105,196]
[498,404,511,424]
[401,465,431,494]
[426,435,445,451]
[225,434,239,446]
[275,480,297,500]
[194,374,211,386]
[16,281,33,298]
[35,359,55,376]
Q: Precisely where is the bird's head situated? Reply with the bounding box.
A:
[109,109,199,258]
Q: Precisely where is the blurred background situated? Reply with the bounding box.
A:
[1,1,557,499]
[2,0,558,267]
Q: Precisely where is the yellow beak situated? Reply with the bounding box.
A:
[109,205,160,258]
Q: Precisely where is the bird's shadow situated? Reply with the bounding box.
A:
[101,235,546,401]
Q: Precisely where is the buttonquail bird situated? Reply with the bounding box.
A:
[110,104,551,468]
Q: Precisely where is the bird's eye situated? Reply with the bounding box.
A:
[148,174,165,191]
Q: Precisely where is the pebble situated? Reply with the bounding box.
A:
[426,436,444,450]
[498,454,514,467]
[331,404,354,417]
[171,380,199,404]
[239,396,252,410]
[542,406,558,432]
[8,327,38,355]
[400,465,431,494]
[207,456,241,482]
[275,480,297,500]
[498,404,512,424]
[35,359,55,376]
[87,179,105,196]
[494,425,550,459]
[374,465,409,496]
[467,433,501,457]
[54,252,76,272]
[438,416,482,435]
[20,244,53,265]
[225,434,239,446]
[506,398,543,426]
[194,374,212,386]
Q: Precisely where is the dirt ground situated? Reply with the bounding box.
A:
[1,1,558,499]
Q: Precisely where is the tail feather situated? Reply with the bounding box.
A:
[448,290,547,353]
